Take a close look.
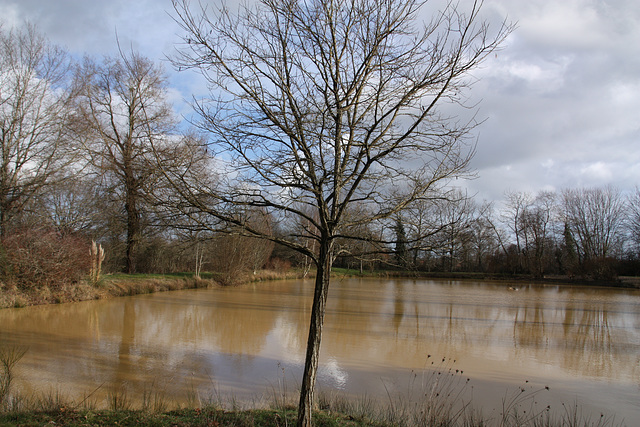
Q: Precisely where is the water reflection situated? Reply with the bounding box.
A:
[0,279,638,419]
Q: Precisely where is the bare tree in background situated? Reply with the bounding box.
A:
[209,206,275,284]
[628,187,640,255]
[495,190,560,277]
[467,201,497,271]
[499,190,557,277]
[430,191,477,271]
[169,0,511,424]
[0,24,75,236]
[562,186,626,279]
[500,190,531,272]
[400,197,449,268]
[32,175,103,235]
[520,191,557,278]
[71,50,177,273]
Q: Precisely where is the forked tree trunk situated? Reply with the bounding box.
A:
[297,239,333,427]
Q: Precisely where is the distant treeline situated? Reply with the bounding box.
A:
[335,186,640,282]
[1,23,639,296]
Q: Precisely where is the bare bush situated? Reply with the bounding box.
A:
[266,257,292,274]
[0,346,27,409]
[0,228,91,291]
[210,233,273,285]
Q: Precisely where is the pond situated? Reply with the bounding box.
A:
[1,278,639,422]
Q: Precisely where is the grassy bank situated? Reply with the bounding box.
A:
[0,269,307,309]
[1,267,637,310]
[0,274,213,309]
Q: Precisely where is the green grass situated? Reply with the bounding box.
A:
[0,407,381,426]
[330,268,391,277]
[0,404,625,427]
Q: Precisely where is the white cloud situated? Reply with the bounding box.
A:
[579,162,613,181]
[464,0,640,203]
[0,4,20,26]
[518,1,605,49]
[2,0,640,206]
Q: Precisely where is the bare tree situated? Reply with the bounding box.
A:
[482,198,517,273]
[71,50,177,273]
[28,174,102,235]
[430,191,477,271]
[209,206,275,284]
[337,222,382,273]
[401,196,452,268]
[562,186,626,279]
[0,24,75,236]
[169,0,511,424]
[628,187,640,255]
[493,191,560,277]
[468,201,498,271]
[500,190,531,272]
[516,191,557,278]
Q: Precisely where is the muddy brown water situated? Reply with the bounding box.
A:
[1,278,638,422]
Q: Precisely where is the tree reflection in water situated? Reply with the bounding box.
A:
[0,279,638,420]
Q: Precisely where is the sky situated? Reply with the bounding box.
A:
[1,0,638,204]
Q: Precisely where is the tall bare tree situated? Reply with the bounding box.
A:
[562,186,626,278]
[628,187,640,255]
[562,186,626,260]
[520,191,557,278]
[467,201,498,271]
[0,24,75,236]
[169,0,511,424]
[430,191,477,271]
[72,50,177,273]
[400,196,449,268]
[500,190,531,271]
[496,190,561,276]
[562,186,626,261]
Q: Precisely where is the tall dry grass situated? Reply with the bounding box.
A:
[0,346,27,410]
[0,372,626,427]
[0,274,215,309]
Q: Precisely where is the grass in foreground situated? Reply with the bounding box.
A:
[0,349,626,427]
[0,404,625,427]
[0,407,384,427]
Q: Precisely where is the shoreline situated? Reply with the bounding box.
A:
[1,269,637,310]
[333,268,640,288]
[0,270,309,309]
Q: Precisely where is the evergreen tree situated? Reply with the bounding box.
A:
[394,218,409,268]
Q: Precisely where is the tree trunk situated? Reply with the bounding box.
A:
[297,238,333,427]
[0,206,6,238]
[124,175,139,274]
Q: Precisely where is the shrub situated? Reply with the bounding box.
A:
[209,234,274,285]
[266,257,292,273]
[582,257,618,281]
[0,228,91,291]
[0,346,27,409]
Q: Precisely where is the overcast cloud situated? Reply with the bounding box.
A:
[1,0,638,203]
